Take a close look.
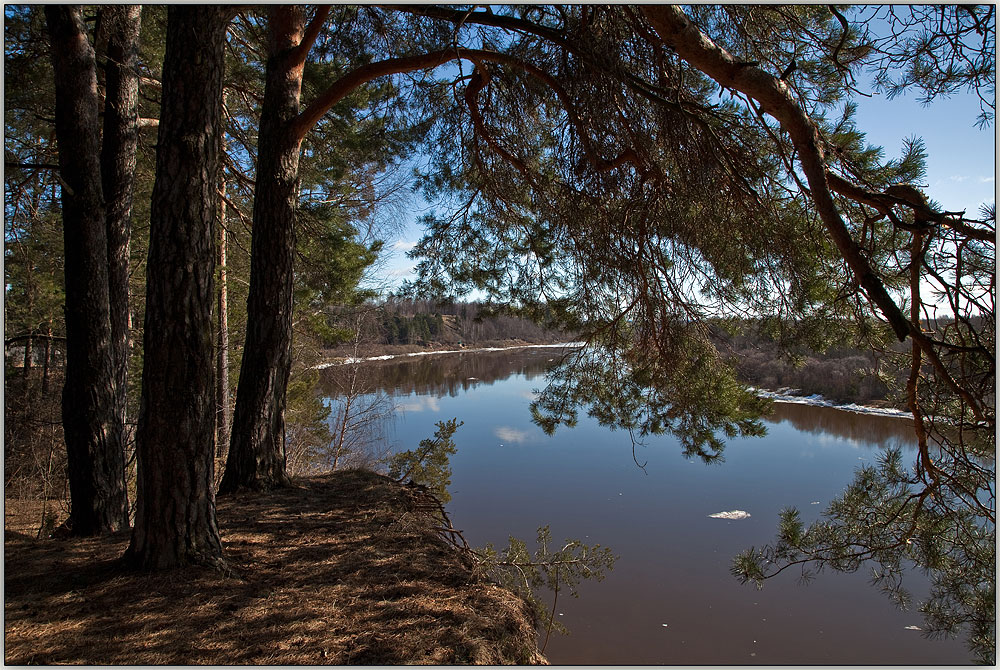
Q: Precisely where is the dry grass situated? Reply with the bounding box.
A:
[4,469,545,665]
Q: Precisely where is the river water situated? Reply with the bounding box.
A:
[317,346,972,665]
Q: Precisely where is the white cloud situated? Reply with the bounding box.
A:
[949,174,970,183]
[978,176,995,184]
[391,240,418,252]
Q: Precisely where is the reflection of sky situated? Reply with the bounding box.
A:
[396,395,440,413]
[812,433,862,450]
[494,426,532,443]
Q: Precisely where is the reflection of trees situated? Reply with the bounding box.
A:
[317,348,561,400]
[766,402,915,450]
[319,349,918,453]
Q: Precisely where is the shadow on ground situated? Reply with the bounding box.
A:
[4,469,544,665]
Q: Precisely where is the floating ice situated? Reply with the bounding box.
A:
[708,510,751,520]
[750,387,911,419]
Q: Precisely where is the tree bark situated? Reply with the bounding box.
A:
[45,5,128,536]
[221,6,315,493]
[100,5,142,469]
[124,5,229,570]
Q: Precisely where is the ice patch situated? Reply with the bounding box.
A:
[708,510,751,520]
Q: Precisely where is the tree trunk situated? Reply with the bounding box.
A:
[42,320,52,395]
[216,138,231,459]
[22,331,32,380]
[100,4,141,470]
[124,5,229,570]
[221,6,311,493]
[45,5,128,536]
[23,259,34,382]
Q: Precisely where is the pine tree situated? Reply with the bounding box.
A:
[45,4,129,535]
[124,5,230,570]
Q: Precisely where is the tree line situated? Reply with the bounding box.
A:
[5,5,994,659]
[369,299,567,347]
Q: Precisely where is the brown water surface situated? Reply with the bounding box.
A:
[320,347,973,665]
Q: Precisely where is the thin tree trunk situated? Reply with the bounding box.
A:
[216,135,231,459]
[45,5,128,536]
[23,331,32,380]
[42,319,52,394]
[124,5,229,571]
[221,6,313,493]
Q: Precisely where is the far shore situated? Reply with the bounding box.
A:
[315,340,911,420]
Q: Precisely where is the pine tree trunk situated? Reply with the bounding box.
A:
[124,5,229,570]
[100,5,141,470]
[45,5,128,536]
[221,7,309,493]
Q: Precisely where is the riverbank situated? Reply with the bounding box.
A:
[4,469,545,665]
[315,339,583,368]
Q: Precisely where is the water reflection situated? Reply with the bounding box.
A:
[766,401,914,449]
[320,346,917,452]
[317,347,968,665]
[317,347,557,399]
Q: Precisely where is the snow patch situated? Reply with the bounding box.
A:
[313,342,585,369]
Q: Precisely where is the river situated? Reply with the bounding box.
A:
[317,345,972,665]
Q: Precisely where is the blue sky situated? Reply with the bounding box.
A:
[854,90,996,215]
[380,87,996,288]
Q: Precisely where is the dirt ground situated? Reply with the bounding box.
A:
[4,469,545,665]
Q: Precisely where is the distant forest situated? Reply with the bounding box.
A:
[363,299,567,347]
[341,301,901,407]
